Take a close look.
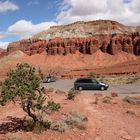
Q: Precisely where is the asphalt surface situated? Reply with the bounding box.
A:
[41,79,140,94]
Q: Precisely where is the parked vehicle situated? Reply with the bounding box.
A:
[74,77,109,90]
[42,75,57,83]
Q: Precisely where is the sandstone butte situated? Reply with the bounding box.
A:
[0,20,140,58]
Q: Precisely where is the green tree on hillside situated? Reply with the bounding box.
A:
[0,63,46,124]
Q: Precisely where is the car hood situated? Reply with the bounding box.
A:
[99,82,108,86]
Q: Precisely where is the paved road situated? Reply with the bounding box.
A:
[41,79,140,94]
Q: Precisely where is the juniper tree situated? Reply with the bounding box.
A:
[0,63,46,123]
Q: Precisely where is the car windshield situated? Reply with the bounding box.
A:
[92,79,98,83]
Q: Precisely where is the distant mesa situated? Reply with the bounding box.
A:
[1,20,140,58]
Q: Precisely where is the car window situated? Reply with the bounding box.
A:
[92,79,98,83]
[84,79,92,83]
[77,79,92,83]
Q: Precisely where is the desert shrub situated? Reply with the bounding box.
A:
[47,100,61,112]
[67,88,79,100]
[102,96,112,104]
[63,111,88,130]
[47,87,54,93]
[50,120,68,132]
[123,96,140,105]
[87,72,96,78]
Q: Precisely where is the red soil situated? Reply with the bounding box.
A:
[0,50,139,78]
[0,92,140,140]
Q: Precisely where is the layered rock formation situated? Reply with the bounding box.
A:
[7,39,46,56]
[33,20,139,40]
[6,33,140,56]
[0,49,7,59]
[1,20,140,58]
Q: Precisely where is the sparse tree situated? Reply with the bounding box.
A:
[0,63,46,124]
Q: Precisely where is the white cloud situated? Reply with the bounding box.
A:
[57,0,140,26]
[1,0,140,46]
[27,1,39,6]
[0,0,19,13]
[7,20,57,38]
[0,41,9,49]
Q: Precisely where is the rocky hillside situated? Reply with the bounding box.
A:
[2,20,140,58]
[33,20,139,40]
[0,49,7,59]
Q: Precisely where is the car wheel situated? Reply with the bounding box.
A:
[100,86,105,91]
[78,86,83,90]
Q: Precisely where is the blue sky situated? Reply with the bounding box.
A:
[0,0,60,44]
[0,0,140,48]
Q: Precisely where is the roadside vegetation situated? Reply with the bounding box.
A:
[67,88,80,100]
[92,74,140,85]
[0,63,87,133]
[87,72,97,78]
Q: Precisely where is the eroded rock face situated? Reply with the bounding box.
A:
[4,33,140,58]
[0,49,7,59]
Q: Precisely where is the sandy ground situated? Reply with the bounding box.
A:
[0,92,140,140]
[0,50,139,78]
[0,50,140,140]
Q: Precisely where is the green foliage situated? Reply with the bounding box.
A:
[67,88,78,100]
[0,63,46,123]
[47,100,61,112]
[87,72,97,78]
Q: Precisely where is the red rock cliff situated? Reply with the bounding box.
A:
[6,33,140,57]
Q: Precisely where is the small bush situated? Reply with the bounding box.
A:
[63,111,88,130]
[50,120,68,132]
[67,88,79,100]
[47,100,61,112]
[88,72,96,78]
[102,96,112,104]
[123,96,140,105]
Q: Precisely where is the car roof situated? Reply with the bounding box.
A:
[76,77,97,80]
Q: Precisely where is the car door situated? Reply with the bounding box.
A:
[91,79,100,90]
[83,79,94,90]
